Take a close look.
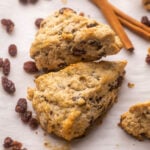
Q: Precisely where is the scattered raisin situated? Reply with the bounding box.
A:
[141,16,150,27]
[35,18,43,28]
[12,141,23,150]
[29,0,38,4]
[29,118,39,129]
[3,137,13,148]
[15,98,27,113]
[19,0,28,4]
[1,19,15,33]
[2,58,10,76]
[8,44,17,57]
[1,76,16,94]
[21,111,32,123]
[145,55,150,64]
[0,58,3,67]
[23,61,38,73]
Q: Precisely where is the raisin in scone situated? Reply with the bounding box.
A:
[27,60,127,141]
[142,0,150,11]
[30,8,122,71]
[119,101,150,140]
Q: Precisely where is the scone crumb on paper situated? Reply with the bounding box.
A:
[44,141,70,150]
[61,0,67,4]
[128,82,135,88]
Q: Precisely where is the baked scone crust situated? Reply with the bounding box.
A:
[143,0,150,11]
[30,8,122,71]
[28,60,126,141]
[119,101,150,140]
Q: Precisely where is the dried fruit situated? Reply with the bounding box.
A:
[19,0,28,4]
[1,76,16,94]
[0,58,3,67]
[15,98,27,113]
[23,61,38,73]
[35,18,43,28]
[141,16,150,27]
[12,141,22,150]
[29,0,38,4]
[145,54,150,64]
[1,19,15,33]
[3,137,13,148]
[2,58,10,76]
[8,44,17,57]
[29,118,39,129]
[21,111,32,123]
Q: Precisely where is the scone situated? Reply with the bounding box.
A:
[27,60,127,141]
[119,101,150,140]
[30,8,122,71]
[142,0,150,11]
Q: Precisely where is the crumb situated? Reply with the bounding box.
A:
[79,12,85,16]
[61,0,67,4]
[128,82,135,88]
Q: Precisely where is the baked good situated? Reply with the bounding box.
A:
[142,0,150,11]
[27,60,127,141]
[119,101,150,140]
[30,8,122,71]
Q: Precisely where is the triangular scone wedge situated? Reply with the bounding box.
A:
[30,8,122,71]
[28,60,127,141]
[119,101,150,140]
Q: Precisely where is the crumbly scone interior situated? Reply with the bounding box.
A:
[120,102,150,140]
[28,61,126,140]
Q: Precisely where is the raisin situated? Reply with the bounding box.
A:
[15,98,27,113]
[145,55,150,64]
[1,19,15,33]
[3,137,13,148]
[35,18,43,28]
[58,62,67,69]
[87,22,98,28]
[19,0,28,4]
[72,48,86,56]
[23,61,38,73]
[8,44,17,57]
[59,8,76,14]
[29,118,39,129]
[29,0,38,4]
[1,76,16,94]
[12,141,23,150]
[21,111,32,123]
[0,58,3,67]
[87,40,102,50]
[141,16,150,27]
[2,58,10,76]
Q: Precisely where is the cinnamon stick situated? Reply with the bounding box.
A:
[118,16,150,40]
[91,0,134,51]
[110,3,150,33]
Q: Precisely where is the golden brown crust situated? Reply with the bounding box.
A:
[120,101,150,140]
[28,60,126,140]
[30,8,122,71]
